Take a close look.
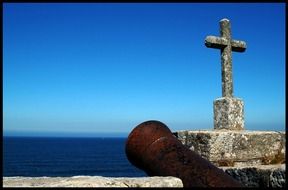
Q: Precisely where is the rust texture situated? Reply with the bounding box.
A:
[125,120,244,187]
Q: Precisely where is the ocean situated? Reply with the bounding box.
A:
[3,137,147,177]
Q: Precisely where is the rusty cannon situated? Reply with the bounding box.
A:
[125,120,244,187]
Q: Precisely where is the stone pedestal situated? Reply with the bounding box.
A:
[175,130,285,167]
[174,130,286,187]
[214,97,244,130]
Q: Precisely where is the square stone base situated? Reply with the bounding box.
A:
[174,130,285,167]
[214,97,244,130]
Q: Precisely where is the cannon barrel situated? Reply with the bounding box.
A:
[125,120,244,187]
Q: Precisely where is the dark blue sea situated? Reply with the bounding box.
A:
[3,137,147,177]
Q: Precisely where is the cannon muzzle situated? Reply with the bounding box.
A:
[125,120,244,187]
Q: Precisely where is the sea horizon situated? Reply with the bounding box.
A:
[3,124,285,139]
[3,136,146,177]
[3,131,130,138]
[3,135,128,139]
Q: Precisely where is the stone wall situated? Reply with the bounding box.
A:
[220,164,285,187]
[3,176,183,188]
[175,130,285,167]
[174,130,286,187]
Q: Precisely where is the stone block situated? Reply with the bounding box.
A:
[220,164,285,187]
[3,176,183,187]
[175,130,285,167]
[214,97,244,130]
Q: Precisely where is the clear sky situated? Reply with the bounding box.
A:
[3,3,285,137]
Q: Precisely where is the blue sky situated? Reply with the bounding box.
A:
[3,3,285,137]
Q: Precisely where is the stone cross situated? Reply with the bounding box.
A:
[205,18,246,97]
[205,19,247,130]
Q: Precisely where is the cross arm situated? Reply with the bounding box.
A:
[205,36,247,52]
[231,40,246,52]
[205,36,228,49]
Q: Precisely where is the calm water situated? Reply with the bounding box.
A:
[3,137,147,177]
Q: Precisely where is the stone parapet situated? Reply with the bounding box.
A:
[220,164,285,187]
[3,176,183,187]
[175,130,285,167]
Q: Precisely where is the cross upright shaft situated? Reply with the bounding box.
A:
[205,19,246,97]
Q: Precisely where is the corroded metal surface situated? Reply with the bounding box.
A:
[126,121,244,187]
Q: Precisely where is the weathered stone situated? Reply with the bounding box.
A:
[220,164,285,187]
[175,130,285,167]
[205,18,246,98]
[3,176,183,188]
[214,97,244,130]
[205,36,228,48]
[205,18,247,131]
